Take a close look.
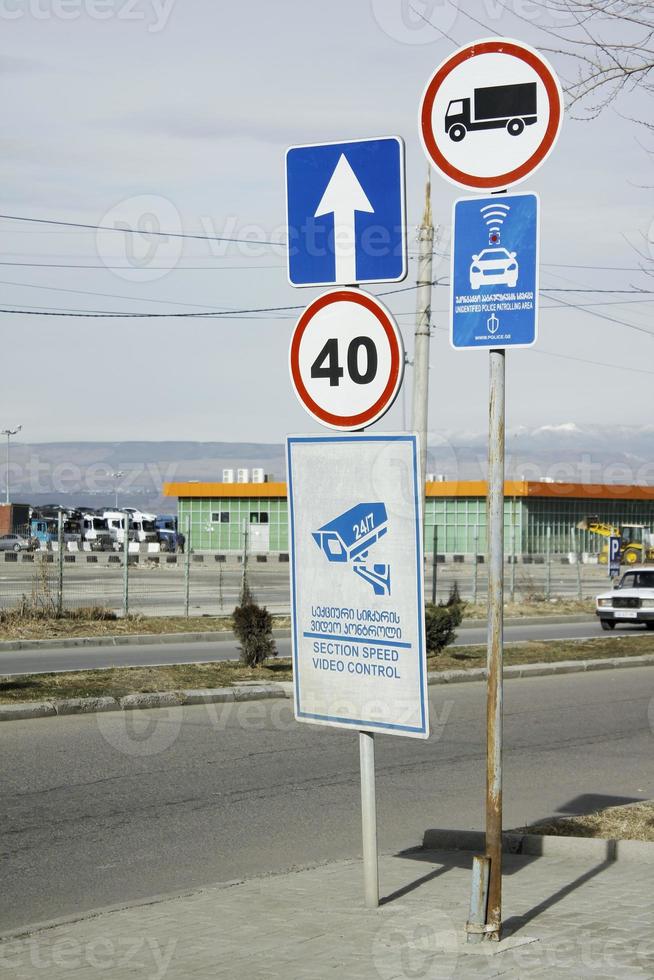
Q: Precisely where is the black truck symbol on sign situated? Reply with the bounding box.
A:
[445,82,537,141]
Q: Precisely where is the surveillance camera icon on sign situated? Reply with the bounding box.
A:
[312,502,391,596]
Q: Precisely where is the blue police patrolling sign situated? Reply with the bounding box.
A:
[285,137,407,287]
[450,191,539,349]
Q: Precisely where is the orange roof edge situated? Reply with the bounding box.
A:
[163,482,287,498]
[164,480,654,501]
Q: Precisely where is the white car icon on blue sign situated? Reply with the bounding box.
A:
[469,247,518,289]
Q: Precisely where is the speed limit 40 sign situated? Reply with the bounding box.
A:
[289,288,404,430]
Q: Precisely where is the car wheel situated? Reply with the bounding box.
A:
[623,547,639,564]
[448,124,466,142]
[600,619,615,631]
[646,622,654,631]
[507,118,525,136]
[13,543,20,552]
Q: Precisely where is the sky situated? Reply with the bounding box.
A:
[0,0,652,445]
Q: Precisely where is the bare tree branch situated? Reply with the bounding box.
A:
[497,0,653,116]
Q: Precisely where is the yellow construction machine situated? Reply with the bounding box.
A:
[577,516,654,565]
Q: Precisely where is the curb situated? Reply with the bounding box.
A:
[0,628,291,653]
[0,682,294,722]
[422,828,654,863]
[1,655,653,723]
[426,653,654,685]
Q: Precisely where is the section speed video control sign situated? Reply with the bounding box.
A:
[287,433,429,738]
[289,288,404,430]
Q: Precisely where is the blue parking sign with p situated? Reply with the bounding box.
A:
[450,192,539,350]
[609,535,621,576]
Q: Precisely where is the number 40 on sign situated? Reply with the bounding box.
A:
[288,288,405,431]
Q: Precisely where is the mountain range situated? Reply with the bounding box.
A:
[3,425,652,512]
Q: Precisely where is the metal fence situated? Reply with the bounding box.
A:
[0,542,627,618]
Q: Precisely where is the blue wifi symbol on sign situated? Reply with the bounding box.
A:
[480,203,510,245]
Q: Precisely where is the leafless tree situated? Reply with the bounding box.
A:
[509,1,653,123]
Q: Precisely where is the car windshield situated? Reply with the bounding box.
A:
[478,249,511,260]
[92,519,108,531]
[620,571,654,589]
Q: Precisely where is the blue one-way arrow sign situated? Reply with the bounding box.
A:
[286,137,406,287]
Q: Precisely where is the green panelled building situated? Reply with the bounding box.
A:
[164,479,654,556]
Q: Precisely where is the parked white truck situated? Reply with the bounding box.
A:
[103,510,159,547]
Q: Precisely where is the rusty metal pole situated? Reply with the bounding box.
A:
[486,348,505,941]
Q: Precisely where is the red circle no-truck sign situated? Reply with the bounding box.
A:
[420,38,563,192]
[289,289,404,430]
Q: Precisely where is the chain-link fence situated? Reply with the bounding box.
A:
[0,542,632,618]
[0,545,292,618]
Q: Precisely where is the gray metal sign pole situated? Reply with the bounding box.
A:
[57,510,64,617]
[486,348,505,940]
[360,730,379,908]
[184,514,191,617]
[546,526,552,599]
[353,399,380,908]
[473,526,479,604]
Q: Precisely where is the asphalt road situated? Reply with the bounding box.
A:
[0,617,629,675]
[1,667,653,932]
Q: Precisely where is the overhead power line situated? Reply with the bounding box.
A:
[540,289,654,337]
[1,281,653,320]
[0,213,285,248]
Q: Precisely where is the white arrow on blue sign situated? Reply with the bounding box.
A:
[285,137,407,288]
[450,191,539,350]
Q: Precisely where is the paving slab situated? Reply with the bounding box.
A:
[2,847,653,979]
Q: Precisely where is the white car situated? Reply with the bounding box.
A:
[469,248,518,289]
[595,567,654,630]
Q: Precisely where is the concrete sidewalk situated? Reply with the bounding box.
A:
[2,847,653,979]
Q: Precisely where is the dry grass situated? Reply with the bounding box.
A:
[0,612,290,642]
[1,634,652,703]
[463,598,595,619]
[0,595,594,644]
[0,660,292,702]
[514,801,654,842]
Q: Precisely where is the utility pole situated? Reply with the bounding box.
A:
[411,171,434,528]
[2,425,22,504]
[112,471,124,510]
